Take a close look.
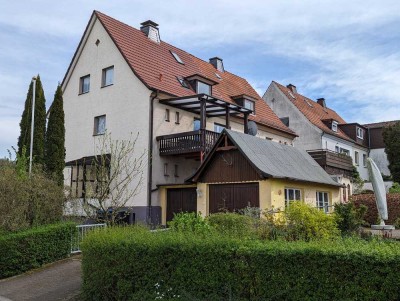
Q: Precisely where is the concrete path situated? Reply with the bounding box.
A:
[0,256,82,301]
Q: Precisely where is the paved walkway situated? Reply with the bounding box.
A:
[0,256,82,301]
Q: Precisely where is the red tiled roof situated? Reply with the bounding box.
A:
[94,11,295,136]
[363,120,399,129]
[274,81,354,142]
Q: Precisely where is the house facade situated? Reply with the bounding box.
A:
[263,82,370,197]
[62,11,297,224]
[159,130,342,225]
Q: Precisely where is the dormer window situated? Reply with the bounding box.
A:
[170,51,184,64]
[332,121,338,132]
[244,99,255,114]
[197,81,211,95]
[356,127,364,139]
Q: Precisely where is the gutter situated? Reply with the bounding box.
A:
[147,90,159,226]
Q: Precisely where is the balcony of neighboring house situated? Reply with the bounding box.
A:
[156,94,253,160]
[307,149,353,176]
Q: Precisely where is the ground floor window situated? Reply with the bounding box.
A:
[316,191,329,213]
[284,188,301,207]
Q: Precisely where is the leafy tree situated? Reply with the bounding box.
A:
[17,75,47,166]
[45,85,65,186]
[383,121,400,183]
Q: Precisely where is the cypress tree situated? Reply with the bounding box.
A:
[45,85,65,186]
[383,121,400,183]
[17,75,47,166]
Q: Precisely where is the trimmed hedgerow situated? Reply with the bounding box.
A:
[81,227,400,301]
[0,222,76,279]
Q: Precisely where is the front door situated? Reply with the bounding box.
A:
[166,188,197,222]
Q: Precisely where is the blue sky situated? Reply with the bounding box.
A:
[1,0,400,158]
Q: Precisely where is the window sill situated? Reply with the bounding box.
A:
[93,133,105,137]
[101,83,114,88]
[175,122,180,125]
[78,91,89,95]
[165,120,170,122]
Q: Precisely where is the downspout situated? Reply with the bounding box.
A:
[147,90,159,226]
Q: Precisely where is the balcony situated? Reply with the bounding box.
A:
[307,149,353,175]
[156,130,220,157]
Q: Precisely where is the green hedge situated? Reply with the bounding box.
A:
[0,222,76,278]
[82,227,400,301]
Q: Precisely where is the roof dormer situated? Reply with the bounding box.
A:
[232,94,256,114]
[185,74,218,96]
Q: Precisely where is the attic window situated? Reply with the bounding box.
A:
[304,98,313,107]
[244,99,255,114]
[332,121,338,132]
[289,92,295,99]
[177,77,190,89]
[197,81,211,95]
[356,127,364,139]
[170,51,184,64]
[215,73,222,80]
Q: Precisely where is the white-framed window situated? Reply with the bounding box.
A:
[102,66,114,87]
[331,121,338,132]
[354,151,359,165]
[197,81,211,95]
[170,51,184,64]
[244,99,255,114]
[79,75,90,94]
[214,123,226,133]
[356,127,364,139]
[175,111,180,124]
[316,191,329,213]
[284,188,301,207]
[363,154,367,167]
[94,115,106,135]
[165,109,170,122]
[335,146,350,156]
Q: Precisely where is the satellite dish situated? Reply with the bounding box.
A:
[247,121,258,136]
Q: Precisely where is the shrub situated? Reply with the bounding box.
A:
[82,227,400,301]
[0,222,76,278]
[353,194,400,225]
[389,182,400,193]
[282,202,339,241]
[334,202,367,235]
[206,212,255,238]
[168,212,210,233]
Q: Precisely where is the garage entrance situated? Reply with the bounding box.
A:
[166,188,197,222]
[209,183,259,214]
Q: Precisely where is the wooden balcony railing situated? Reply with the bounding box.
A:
[156,130,220,156]
[307,149,353,172]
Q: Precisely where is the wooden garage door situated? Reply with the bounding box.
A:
[166,188,197,222]
[209,183,259,214]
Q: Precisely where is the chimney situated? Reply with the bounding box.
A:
[209,57,224,72]
[287,84,297,94]
[140,20,160,43]
[317,98,326,108]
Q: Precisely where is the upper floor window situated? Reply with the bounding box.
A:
[102,66,114,87]
[214,123,226,133]
[175,111,180,124]
[177,76,190,89]
[284,188,301,207]
[94,115,106,135]
[165,109,170,122]
[80,75,90,94]
[331,121,338,132]
[193,118,200,131]
[197,81,211,95]
[354,151,359,165]
[244,99,255,114]
[363,154,367,167]
[356,127,364,139]
[170,51,184,64]
[336,146,350,156]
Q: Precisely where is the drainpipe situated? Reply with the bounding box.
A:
[147,90,159,226]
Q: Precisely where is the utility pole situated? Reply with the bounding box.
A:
[29,76,37,177]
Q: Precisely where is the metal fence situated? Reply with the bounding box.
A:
[71,223,107,254]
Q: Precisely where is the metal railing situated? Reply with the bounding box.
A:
[71,223,107,254]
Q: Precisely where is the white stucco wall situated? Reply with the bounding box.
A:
[369,148,390,176]
[63,18,151,206]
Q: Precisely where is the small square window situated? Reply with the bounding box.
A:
[244,99,255,114]
[174,164,179,177]
[165,109,170,122]
[164,163,169,176]
[102,66,114,87]
[80,75,90,94]
[197,81,211,95]
[175,112,180,124]
[94,115,106,135]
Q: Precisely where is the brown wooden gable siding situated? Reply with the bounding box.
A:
[369,128,385,149]
[198,149,262,183]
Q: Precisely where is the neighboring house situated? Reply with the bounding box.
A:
[175,130,342,225]
[363,120,399,177]
[62,11,297,224]
[263,81,371,200]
